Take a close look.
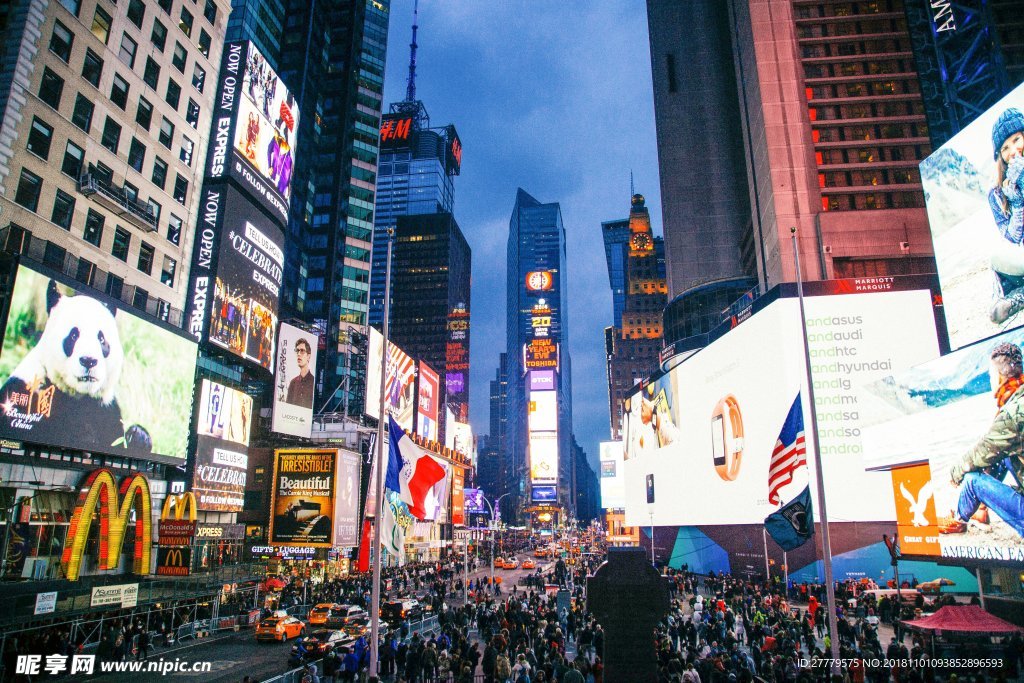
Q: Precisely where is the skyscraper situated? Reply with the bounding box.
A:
[506,189,574,520]
[603,195,668,440]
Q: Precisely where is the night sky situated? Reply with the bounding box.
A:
[381,1,663,468]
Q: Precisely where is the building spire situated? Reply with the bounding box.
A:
[630,170,634,197]
[405,0,420,103]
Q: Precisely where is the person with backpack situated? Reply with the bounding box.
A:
[495,649,513,683]
[512,652,532,683]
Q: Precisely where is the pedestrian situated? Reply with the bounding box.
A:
[136,628,149,662]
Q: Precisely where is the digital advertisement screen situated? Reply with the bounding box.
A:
[920,81,1024,350]
[451,467,465,526]
[464,488,485,513]
[269,449,340,548]
[0,264,197,460]
[206,41,298,224]
[271,323,318,438]
[524,339,559,371]
[364,328,415,432]
[333,450,361,547]
[446,305,470,417]
[599,441,625,510]
[450,421,473,463]
[415,361,440,442]
[532,485,557,504]
[860,327,1024,563]
[529,370,555,391]
[529,432,558,485]
[529,390,558,432]
[192,379,252,511]
[623,289,940,528]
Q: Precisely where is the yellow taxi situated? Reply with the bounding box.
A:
[308,603,341,626]
[255,615,305,642]
[522,559,536,570]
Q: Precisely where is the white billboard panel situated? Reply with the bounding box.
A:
[271,323,318,438]
[599,441,625,510]
[529,432,558,485]
[528,390,558,432]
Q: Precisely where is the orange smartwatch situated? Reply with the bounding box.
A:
[712,394,744,481]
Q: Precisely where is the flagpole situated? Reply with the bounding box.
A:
[369,227,394,683]
[762,527,770,584]
[791,227,841,665]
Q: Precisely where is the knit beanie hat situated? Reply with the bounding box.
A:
[992,108,1024,160]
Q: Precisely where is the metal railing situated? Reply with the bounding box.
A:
[78,173,159,232]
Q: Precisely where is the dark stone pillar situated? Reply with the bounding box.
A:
[587,547,670,683]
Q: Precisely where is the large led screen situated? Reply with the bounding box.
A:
[450,421,473,463]
[528,390,558,432]
[529,432,558,485]
[623,290,940,528]
[206,41,298,224]
[269,449,342,547]
[415,361,439,443]
[860,327,1024,562]
[0,264,197,460]
[464,488,485,513]
[271,323,318,438]
[192,379,252,511]
[364,328,415,432]
[920,81,1024,350]
[599,441,625,510]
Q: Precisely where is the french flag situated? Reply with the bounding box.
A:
[385,416,446,520]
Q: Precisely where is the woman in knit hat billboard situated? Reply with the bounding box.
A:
[987,106,1024,324]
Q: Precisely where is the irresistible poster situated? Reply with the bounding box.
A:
[269,449,338,547]
[271,323,318,438]
[0,264,197,461]
[192,380,251,512]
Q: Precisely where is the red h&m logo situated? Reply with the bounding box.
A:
[380,117,413,143]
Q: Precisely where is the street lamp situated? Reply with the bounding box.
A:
[479,492,511,594]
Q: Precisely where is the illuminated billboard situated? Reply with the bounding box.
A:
[599,441,626,510]
[860,327,1024,562]
[528,390,558,432]
[464,488,485,513]
[451,467,465,526]
[379,113,415,148]
[192,379,251,512]
[0,264,197,461]
[526,271,554,292]
[415,361,440,442]
[529,432,558,485]
[206,41,298,224]
[269,449,348,547]
[524,338,559,371]
[364,327,415,432]
[529,370,555,391]
[623,289,940,528]
[271,323,318,438]
[920,81,1024,350]
[446,304,470,417]
[532,485,557,504]
[184,185,284,372]
[449,420,473,462]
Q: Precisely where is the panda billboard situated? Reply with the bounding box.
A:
[0,263,198,461]
[185,185,284,373]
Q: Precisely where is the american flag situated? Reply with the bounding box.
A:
[768,394,807,505]
[386,343,416,407]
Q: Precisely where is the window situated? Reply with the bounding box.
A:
[119,34,138,68]
[179,8,193,37]
[127,0,145,27]
[128,138,146,172]
[136,96,153,129]
[165,79,181,108]
[159,117,174,148]
[172,42,187,72]
[143,57,160,89]
[138,242,155,275]
[203,0,217,23]
[110,73,129,109]
[167,213,182,245]
[198,29,211,58]
[133,288,149,310]
[71,94,94,132]
[185,98,200,128]
[179,136,194,165]
[62,140,84,177]
[151,20,167,51]
[148,199,162,223]
[14,169,43,212]
[157,0,171,13]
[38,68,64,109]
[112,227,131,261]
[93,162,113,185]
[123,182,139,204]
[26,117,54,159]
[50,21,73,62]
[101,117,121,153]
[161,255,176,287]
[82,49,103,87]
[51,189,76,230]
[105,274,123,300]
[172,174,188,204]
[191,64,206,93]
[91,6,113,44]
[59,0,81,16]
[43,243,67,270]
[151,157,168,189]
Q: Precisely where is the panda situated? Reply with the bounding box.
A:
[0,280,152,453]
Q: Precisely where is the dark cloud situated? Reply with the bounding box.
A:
[382,0,662,468]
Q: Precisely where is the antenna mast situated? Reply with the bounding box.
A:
[405,0,419,102]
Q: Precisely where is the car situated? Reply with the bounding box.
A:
[290,629,352,660]
[308,603,341,626]
[503,557,520,570]
[533,548,548,558]
[324,604,368,629]
[255,616,305,642]
[381,599,424,624]
[522,559,536,570]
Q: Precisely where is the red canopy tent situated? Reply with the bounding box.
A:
[903,605,1023,634]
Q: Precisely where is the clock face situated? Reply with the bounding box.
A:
[631,232,652,250]
[526,271,553,291]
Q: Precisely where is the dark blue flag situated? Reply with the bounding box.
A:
[764,485,814,551]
